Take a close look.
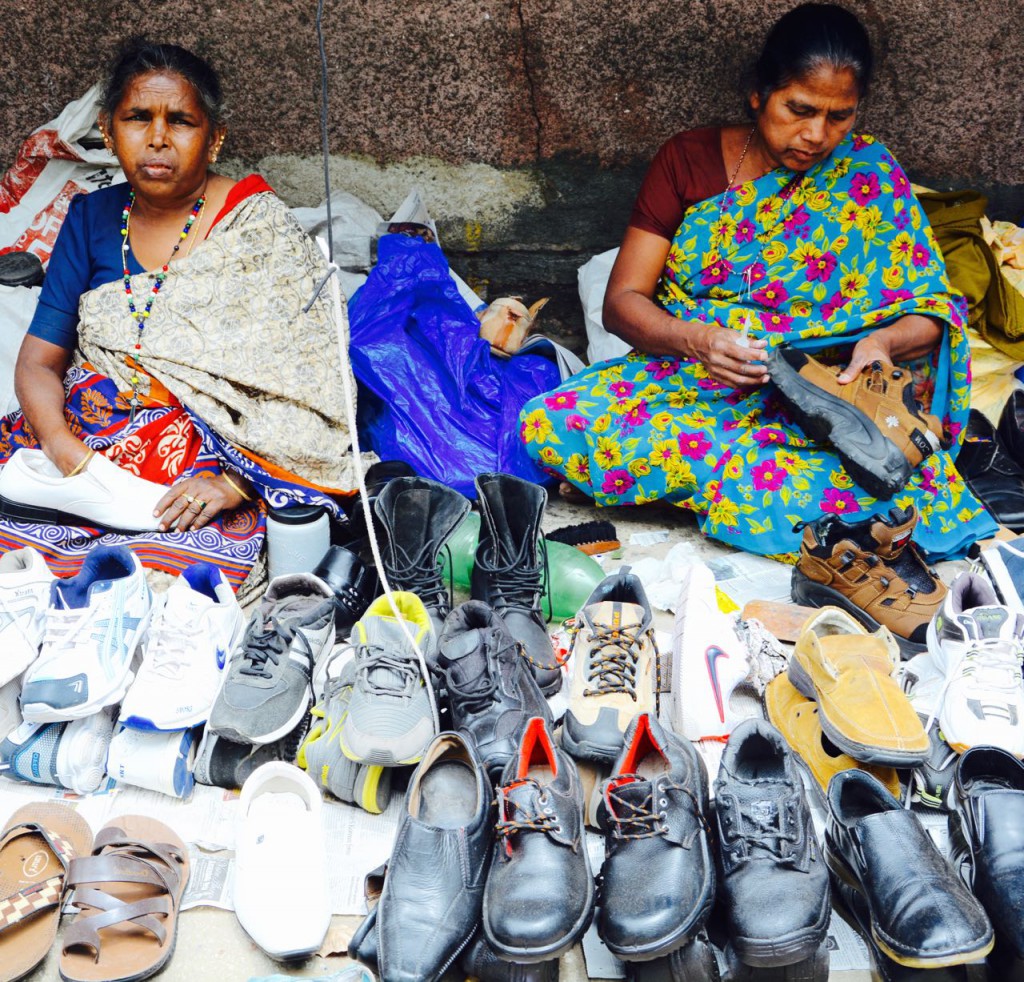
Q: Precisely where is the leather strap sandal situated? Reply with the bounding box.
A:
[59,816,189,982]
[0,802,93,982]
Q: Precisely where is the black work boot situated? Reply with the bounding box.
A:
[460,928,560,980]
[436,600,551,782]
[373,476,471,648]
[472,472,561,695]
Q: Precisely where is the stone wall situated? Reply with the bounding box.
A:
[2,0,1022,345]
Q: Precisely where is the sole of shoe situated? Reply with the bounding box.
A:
[338,729,425,768]
[790,568,925,658]
[767,347,912,501]
[21,668,137,725]
[0,493,154,536]
[787,656,928,767]
[724,939,829,982]
[55,713,112,794]
[825,839,993,970]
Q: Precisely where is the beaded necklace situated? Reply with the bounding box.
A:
[121,188,205,421]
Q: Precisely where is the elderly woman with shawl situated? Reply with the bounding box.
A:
[520,3,996,559]
[1,41,356,588]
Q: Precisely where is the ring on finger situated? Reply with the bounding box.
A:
[198,500,208,512]
[183,493,196,504]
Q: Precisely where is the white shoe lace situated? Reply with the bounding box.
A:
[39,605,97,665]
[141,604,204,681]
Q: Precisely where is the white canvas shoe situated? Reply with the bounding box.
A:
[119,564,245,731]
[670,561,750,741]
[234,762,331,960]
[21,545,153,722]
[0,547,54,686]
[0,448,167,532]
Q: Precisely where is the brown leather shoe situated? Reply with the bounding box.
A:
[767,345,943,500]
[790,506,947,657]
[764,672,902,803]
[788,606,929,767]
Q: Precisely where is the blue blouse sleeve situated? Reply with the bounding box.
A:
[27,193,92,351]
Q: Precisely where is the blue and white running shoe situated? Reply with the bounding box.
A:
[120,564,245,731]
[20,545,152,722]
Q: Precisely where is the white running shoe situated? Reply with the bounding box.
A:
[119,564,245,731]
[670,561,750,741]
[56,708,115,794]
[0,547,55,686]
[928,571,1024,755]
[20,545,152,722]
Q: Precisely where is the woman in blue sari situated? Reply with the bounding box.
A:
[520,2,996,560]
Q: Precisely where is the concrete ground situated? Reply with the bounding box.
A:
[18,489,948,982]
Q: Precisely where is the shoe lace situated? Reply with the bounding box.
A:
[441,643,510,715]
[606,777,706,841]
[143,604,203,680]
[957,637,1024,689]
[475,536,554,621]
[239,617,293,678]
[495,781,561,839]
[41,605,95,659]
[383,540,452,609]
[720,792,800,864]
[356,642,420,698]
[582,623,646,699]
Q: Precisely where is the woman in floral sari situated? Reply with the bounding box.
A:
[521,3,996,559]
[1,41,361,589]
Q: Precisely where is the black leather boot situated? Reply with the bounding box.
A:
[373,476,471,648]
[472,472,561,695]
[310,545,378,636]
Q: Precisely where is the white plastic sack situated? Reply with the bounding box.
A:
[0,285,40,415]
[291,191,383,274]
[579,248,630,365]
[0,83,123,264]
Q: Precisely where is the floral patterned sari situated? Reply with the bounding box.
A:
[520,133,997,560]
[0,186,363,588]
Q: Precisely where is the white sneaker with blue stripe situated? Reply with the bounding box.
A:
[20,545,152,723]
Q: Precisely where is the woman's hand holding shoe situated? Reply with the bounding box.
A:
[685,323,770,389]
[155,473,251,532]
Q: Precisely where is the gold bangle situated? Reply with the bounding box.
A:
[222,471,253,502]
[67,450,95,478]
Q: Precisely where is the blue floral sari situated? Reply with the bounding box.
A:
[520,133,997,560]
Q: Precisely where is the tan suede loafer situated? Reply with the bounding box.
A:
[788,606,928,767]
[764,672,902,803]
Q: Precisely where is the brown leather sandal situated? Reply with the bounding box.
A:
[0,802,93,982]
[59,816,189,982]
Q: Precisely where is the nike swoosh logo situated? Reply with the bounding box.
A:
[216,647,227,670]
[705,645,729,724]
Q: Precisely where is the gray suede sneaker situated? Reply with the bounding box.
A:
[208,573,336,745]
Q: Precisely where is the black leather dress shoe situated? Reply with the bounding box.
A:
[715,719,830,968]
[596,712,715,961]
[998,389,1024,467]
[483,717,593,962]
[374,732,493,981]
[825,769,993,968]
[310,545,378,635]
[949,746,1024,959]
[436,600,551,781]
[956,410,1024,531]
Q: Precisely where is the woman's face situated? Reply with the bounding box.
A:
[105,70,224,202]
[750,65,860,172]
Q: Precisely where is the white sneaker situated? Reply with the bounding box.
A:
[107,724,197,798]
[928,571,1024,755]
[56,708,115,794]
[119,565,245,731]
[234,762,331,959]
[0,547,55,686]
[0,448,166,532]
[670,561,750,741]
[21,545,153,722]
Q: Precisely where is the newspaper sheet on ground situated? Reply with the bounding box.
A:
[0,778,402,915]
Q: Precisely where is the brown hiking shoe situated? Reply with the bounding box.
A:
[790,506,947,657]
[767,345,943,500]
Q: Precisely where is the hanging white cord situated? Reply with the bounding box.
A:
[314,237,440,732]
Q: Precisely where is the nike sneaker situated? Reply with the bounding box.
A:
[208,573,337,745]
[561,568,659,764]
[20,545,152,722]
[119,564,245,731]
[0,707,114,794]
[340,592,438,766]
[927,571,1024,755]
[0,547,55,686]
[670,561,750,741]
[980,534,1024,616]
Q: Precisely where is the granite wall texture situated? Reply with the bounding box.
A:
[2,0,1022,340]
